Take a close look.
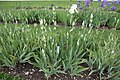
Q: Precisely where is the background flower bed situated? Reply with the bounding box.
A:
[0,9,120,29]
[0,1,120,29]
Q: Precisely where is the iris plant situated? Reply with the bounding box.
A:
[107,3,111,6]
[69,4,78,14]
[116,0,120,4]
[111,6,117,10]
[101,3,105,8]
[112,0,114,4]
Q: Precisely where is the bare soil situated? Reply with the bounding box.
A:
[0,63,100,80]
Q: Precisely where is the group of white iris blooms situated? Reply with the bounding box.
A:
[34,4,79,27]
[69,4,79,26]
[68,4,94,28]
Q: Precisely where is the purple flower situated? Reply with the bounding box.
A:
[107,3,111,6]
[79,6,82,10]
[86,0,89,6]
[101,3,105,8]
[111,6,117,10]
[112,0,114,4]
[103,0,107,4]
[86,2,89,6]
[116,0,120,4]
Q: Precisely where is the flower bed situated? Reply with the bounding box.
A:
[0,24,120,80]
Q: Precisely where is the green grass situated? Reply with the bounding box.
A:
[0,1,103,10]
[0,1,119,10]
[0,1,78,9]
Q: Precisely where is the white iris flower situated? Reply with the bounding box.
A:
[69,4,78,14]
